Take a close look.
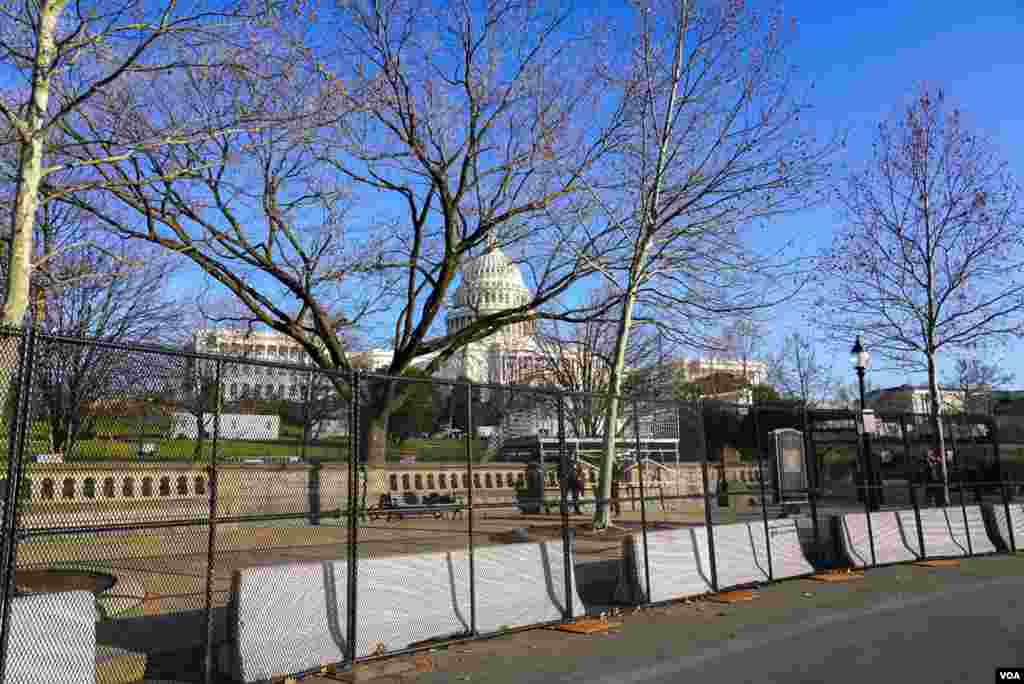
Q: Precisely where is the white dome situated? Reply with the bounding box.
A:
[461,247,527,289]
[447,246,533,335]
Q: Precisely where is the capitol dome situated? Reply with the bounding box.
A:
[447,246,534,338]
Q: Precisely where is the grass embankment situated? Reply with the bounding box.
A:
[6,426,483,464]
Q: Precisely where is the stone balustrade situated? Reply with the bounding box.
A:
[5,461,758,525]
[18,463,210,505]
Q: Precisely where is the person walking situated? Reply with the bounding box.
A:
[571,461,586,515]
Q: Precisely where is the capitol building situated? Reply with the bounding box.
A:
[190,246,550,401]
[190,245,764,402]
[434,246,546,385]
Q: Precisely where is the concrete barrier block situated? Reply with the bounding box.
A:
[616,520,814,604]
[913,508,967,558]
[229,554,468,682]
[229,561,346,684]
[752,519,816,580]
[2,590,96,684]
[906,505,994,558]
[227,543,582,682]
[837,505,994,568]
[711,522,769,588]
[943,505,996,556]
[837,511,918,568]
[987,502,1024,551]
[615,528,713,605]
[354,552,469,657]
[460,541,584,633]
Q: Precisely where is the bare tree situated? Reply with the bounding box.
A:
[172,349,222,461]
[823,86,1024,503]
[830,378,876,412]
[715,317,767,399]
[769,332,833,406]
[0,0,261,328]
[0,165,184,455]
[533,296,659,437]
[944,355,1015,415]
[584,0,836,529]
[63,0,622,465]
[0,1,267,442]
[31,243,182,457]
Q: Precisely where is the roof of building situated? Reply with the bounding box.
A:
[865,384,960,399]
[449,246,531,321]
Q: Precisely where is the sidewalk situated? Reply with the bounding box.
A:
[300,552,1024,684]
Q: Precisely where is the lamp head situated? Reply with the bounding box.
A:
[850,336,870,371]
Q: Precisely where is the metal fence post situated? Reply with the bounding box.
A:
[347,371,360,664]
[309,374,324,526]
[802,405,821,562]
[700,455,719,593]
[949,418,972,556]
[752,404,773,581]
[632,400,651,604]
[557,395,573,621]
[0,327,35,684]
[858,409,877,567]
[301,369,312,464]
[464,381,477,635]
[203,359,223,684]
[902,417,926,560]
[694,403,718,592]
[993,417,1015,553]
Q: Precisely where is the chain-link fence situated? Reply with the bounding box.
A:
[1,326,1022,684]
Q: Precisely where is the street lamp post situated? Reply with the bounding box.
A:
[851,337,879,510]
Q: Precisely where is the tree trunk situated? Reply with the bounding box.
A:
[0,1,65,420]
[594,0,690,529]
[2,0,64,327]
[360,409,390,467]
[593,289,638,529]
[926,351,949,505]
[192,414,205,459]
[4,139,45,330]
[50,418,67,454]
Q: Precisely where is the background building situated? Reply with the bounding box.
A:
[670,357,767,386]
[865,385,965,414]
[190,329,316,401]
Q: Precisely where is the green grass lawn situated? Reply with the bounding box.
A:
[2,431,483,464]
[387,437,488,463]
[11,420,1024,467]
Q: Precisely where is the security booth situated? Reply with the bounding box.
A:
[770,428,809,514]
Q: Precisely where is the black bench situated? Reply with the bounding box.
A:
[368,492,464,521]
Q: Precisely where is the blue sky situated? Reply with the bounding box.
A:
[734,0,1024,389]
[164,0,1024,391]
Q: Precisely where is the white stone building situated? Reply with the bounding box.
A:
[436,246,546,385]
[671,357,768,387]
[190,329,318,401]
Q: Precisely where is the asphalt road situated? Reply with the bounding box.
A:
[577,574,1024,684]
